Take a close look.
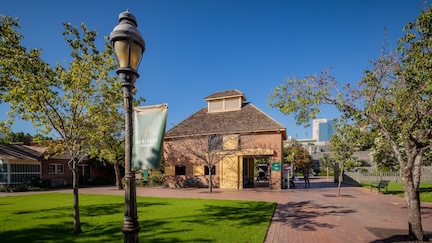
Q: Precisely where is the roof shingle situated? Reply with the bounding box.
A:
[204,89,245,100]
[165,103,286,138]
[0,144,45,160]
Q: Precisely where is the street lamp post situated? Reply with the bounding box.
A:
[110,10,145,243]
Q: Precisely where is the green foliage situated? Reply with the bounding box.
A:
[269,5,432,182]
[269,5,432,238]
[0,14,149,234]
[284,145,311,169]
[0,131,52,144]
[319,154,334,172]
[343,157,364,171]
[330,122,361,166]
[0,176,43,192]
[0,131,31,143]
[1,15,114,158]
[370,135,399,171]
[148,170,165,187]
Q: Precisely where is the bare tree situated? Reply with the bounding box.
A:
[165,132,256,193]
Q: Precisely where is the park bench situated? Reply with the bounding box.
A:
[370,180,390,193]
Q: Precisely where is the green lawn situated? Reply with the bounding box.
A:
[361,181,432,202]
[0,193,275,243]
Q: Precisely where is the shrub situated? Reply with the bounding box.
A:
[148,171,165,187]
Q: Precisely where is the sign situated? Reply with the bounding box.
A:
[143,169,148,181]
[271,162,281,172]
[132,104,168,170]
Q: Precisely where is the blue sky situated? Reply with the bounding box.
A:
[1,0,425,139]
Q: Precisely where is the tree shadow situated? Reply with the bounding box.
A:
[367,228,432,243]
[191,201,276,226]
[136,200,275,242]
[271,200,357,231]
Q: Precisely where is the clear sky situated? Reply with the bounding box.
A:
[1,0,425,139]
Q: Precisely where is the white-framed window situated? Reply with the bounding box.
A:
[0,163,8,183]
[8,163,41,184]
[48,164,64,174]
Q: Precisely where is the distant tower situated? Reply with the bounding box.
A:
[312,119,334,144]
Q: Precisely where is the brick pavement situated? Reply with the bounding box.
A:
[2,177,432,242]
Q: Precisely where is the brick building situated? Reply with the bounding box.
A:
[0,143,113,187]
[164,90,286,189]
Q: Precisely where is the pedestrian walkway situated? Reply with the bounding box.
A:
[2,177,432,242]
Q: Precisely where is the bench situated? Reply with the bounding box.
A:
[370,180,390,193]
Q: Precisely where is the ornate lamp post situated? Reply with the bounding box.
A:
[110,10,145,243]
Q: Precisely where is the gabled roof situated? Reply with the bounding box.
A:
[204,89,246,101]
[0,144,46,160]
[165,102,286,138]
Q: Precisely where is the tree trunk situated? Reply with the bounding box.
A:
[337,163,344,197]
[326,167,329,180]
[403,176,423,240]
[72,162,82,234]
[114,161,123,190]
[209,172,213,193]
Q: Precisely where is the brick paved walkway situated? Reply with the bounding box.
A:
[2,177,432,242]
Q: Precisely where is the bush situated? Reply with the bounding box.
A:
[148,171,165,187]
[0,183,43,192]
[26,176,43,187]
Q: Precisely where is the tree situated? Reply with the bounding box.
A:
[268,4,432,240]
[286,145,311,171]
[370,131,432,171]
[319,153,334,179]
[0,131,51,144]
[370,134,399,171]
[0,131,32,144]
[0,16,123,234]
[165,132,252,193]
[86,82,125,190]
[88,131,125,190]
[330,122,360,196]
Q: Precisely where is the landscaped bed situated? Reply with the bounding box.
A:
[0,193,275,242]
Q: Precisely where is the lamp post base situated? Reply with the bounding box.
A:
[123,172,140,243]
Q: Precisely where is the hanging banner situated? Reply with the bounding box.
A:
[132,103,168,170]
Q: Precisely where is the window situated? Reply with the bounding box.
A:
[9,164,41,184]
[204,165,216,175]
[208,135,223,150]
[48,164,64,174]
[0,164,8,183]
[77,165,91,178]
[175,165,186,175]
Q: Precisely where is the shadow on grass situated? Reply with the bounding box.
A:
[382,187,432,196]
[192,201,276,225]
[271,200,356,231]
[1,194,271,242]
[138,200,275,242]
[1,201,172,243]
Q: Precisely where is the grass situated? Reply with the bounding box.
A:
[361,181,432,202]
[0,193,276,243]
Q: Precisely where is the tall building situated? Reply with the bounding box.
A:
[312,119,334,145]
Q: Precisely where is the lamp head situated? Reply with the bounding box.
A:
[110,10,145,80]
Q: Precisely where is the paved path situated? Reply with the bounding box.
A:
[2,177,432,242]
